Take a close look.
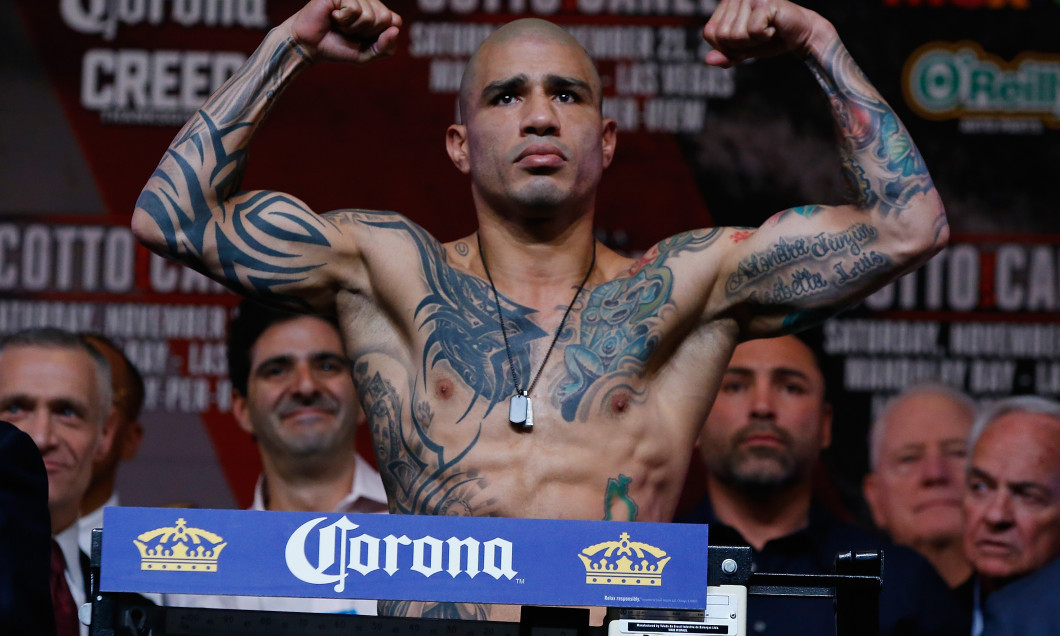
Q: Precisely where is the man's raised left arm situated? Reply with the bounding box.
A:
[700,0,947,338]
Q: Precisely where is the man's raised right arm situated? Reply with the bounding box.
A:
[131,0,401,313]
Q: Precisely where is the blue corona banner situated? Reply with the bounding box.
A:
[101,507,710,609]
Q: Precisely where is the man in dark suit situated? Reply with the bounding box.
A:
[962,396,1060,635]
[0,328,117,636]
[981,555,1060,636]
[0,420,55,636]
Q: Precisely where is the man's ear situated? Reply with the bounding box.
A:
[95,407,118,461]
[446,124,470,174]
[820,402,833,450]
[231,389,254,436]
[119,420,144,460]
[601,118,617,169]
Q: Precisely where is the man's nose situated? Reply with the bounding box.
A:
[521,91,559,137]
[920,448,953,486]
[290,364,321,400]
[749,382,776,417]
[982,489,1014,527]
[25,409,58,451]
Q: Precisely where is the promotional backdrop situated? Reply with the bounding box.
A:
[2,0,1057,515]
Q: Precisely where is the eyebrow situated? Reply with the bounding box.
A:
[725,367,811,381]
[970,464,1051,500]
[894,439,966,453]
[254,351,348,372]
[481,75,528,102]
[545,75,593,98]
[254,354,295,372]
[49,397,90,419]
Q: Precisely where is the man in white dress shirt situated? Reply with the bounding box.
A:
[168,299,387,615]
[0,328,116,636]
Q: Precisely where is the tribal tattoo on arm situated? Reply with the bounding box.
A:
[134,33,345,311]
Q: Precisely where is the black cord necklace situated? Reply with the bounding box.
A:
[477,233,596,431]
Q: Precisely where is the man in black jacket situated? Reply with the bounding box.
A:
[0,420,55,636]
[677,334,969,636]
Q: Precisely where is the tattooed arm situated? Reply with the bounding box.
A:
[698,0,947,338]
[131,0,402,312]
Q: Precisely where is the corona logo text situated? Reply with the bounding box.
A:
[285,516,518,593]
[60,0,268,42]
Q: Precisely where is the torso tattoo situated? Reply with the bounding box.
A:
[343,215,724,519]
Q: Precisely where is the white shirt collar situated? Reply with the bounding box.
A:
[252,454,388,513]
[78,492,119,556]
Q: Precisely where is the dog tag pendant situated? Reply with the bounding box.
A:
[509,391,531,430]
[525,395,534,429]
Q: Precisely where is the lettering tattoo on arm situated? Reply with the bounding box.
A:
[724,224,892,330]
[723,41,945,335]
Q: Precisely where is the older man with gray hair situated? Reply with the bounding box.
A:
[863,381,977,589]
[963,395,1060,636]
[0,328,117,636]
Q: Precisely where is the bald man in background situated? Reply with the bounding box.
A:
[963,396,1060,635]
[864,382,977,590]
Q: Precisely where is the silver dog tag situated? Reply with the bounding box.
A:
[509,392,530,429]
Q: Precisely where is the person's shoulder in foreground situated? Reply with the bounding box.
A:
[981,555,1060,636]
[0,420,56,636]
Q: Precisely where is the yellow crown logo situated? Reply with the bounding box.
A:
[133,518,227,572]
[578,532,671,586]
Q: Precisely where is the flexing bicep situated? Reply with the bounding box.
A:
[704,32,948,338]
[130,25,370,313]
[134,160,364,313]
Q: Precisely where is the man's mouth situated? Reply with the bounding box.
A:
[515,143,566,168]
[280,407,334,423]
[974,539,1015,556]
[742,433,785,447]
[43,458,72,474]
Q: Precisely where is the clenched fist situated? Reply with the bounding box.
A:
[286,0,402,64]
[702,0,832,67]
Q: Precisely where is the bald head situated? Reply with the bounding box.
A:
[458,19,602,123]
